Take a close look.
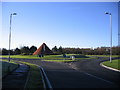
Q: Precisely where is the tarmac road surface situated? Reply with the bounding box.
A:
[2,57,120,88]
[67,57,120,86]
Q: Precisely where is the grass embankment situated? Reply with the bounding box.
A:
[1,55,40,59]
[18,61,44,89]
[42,60,76,62]
[86,55,119,57]
[1,55,67,59]
[102,59,120,70]
[1,54,96,61]
[2,59,19,78]
[2,60,44,89]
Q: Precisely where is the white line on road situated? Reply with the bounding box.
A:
[83,72,114,84]
[68,63,115,85]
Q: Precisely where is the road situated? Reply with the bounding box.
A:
[37,60,119,88]
[68,57,120,84]
[2,57,120,88]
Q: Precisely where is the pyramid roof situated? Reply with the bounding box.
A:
[33,43,53,55]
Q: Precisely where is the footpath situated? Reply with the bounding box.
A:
[2,63,29,89]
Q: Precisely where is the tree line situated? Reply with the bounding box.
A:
[0,46,37,55]
[0,45,120,55]
[52,46,120,55]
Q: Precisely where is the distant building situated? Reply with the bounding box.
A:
[33,43,53,55]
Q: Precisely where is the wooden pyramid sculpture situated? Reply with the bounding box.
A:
[33,43,53,55]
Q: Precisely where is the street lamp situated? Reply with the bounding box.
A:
[105,12,112,63]
[8,13,17,62]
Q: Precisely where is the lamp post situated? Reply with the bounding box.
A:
[105,12,112,63]
[8,13,17,62]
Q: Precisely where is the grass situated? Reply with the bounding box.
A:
[86,55,120,57]
[0,54,96,60]
[1,55,40,59]
[18,61,43,89]
[1,59,44,89]
[1,59,19,78]
[41,59,77,62]
[0,54,70,59]
[102,59,120,70]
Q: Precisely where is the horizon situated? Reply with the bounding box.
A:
[0,43,117,50]
[1,2,118,49]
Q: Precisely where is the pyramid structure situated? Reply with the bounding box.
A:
[33,43,53,55]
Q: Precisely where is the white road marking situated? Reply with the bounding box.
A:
[83,72,114,84]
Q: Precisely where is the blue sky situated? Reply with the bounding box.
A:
[2,2,118,49]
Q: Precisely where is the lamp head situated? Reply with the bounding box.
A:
[13,13,17,15]
[105,12,109,14]
[105,12,111,15]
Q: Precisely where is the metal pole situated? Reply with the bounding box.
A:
[8,13,17,62]
[105,12,112,63]
[8,14,12,62]
[110,13,112,63]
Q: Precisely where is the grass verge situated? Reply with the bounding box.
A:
[1,54,96,60]
[17,61,44,89]
[41,59,77,62]
[86,55,119,57]
[2,59,19,78]
[102,59,120,70]
[1,55,40,59]
[2,59,44,89]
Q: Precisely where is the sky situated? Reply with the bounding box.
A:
[1,0,120,2]
[1,2,119,49]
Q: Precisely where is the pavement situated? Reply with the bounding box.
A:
[2,63,29,89]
